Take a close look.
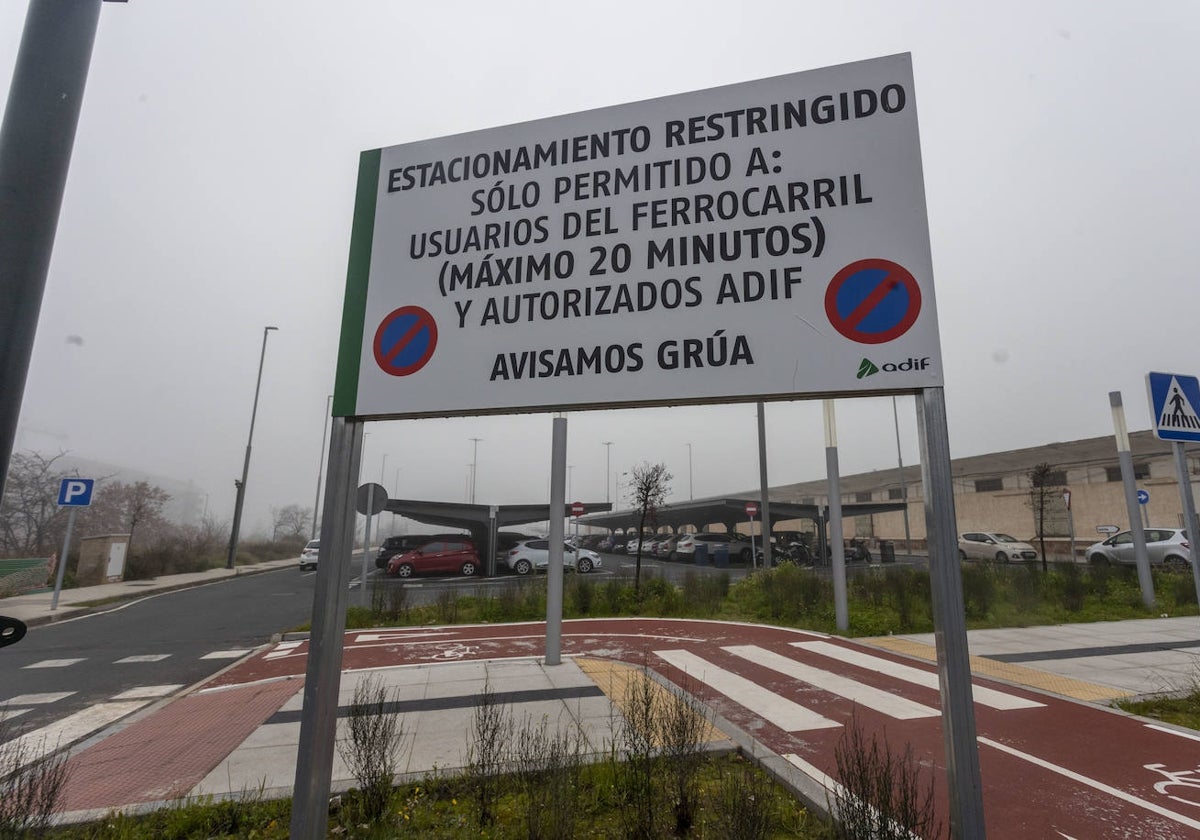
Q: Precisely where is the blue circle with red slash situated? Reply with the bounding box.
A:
[824,259,922,345]
[373,306,438,377]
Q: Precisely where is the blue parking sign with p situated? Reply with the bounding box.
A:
[57,478,95,507]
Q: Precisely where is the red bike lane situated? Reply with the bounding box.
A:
[210,617,1200,839]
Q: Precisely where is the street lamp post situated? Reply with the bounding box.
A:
[310,394,332,541]
[469,437,483,504]
[226,326,278,569]
[602,441,613,504]
[686,442,694,500]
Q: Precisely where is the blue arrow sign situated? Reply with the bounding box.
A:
[1136,489,1149,505]
[1147,371,1200,442]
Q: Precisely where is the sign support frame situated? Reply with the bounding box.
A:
[823,400,848,631]
[1172,442,1200,613]
[1110,391,1154,608]
[916,386,986,839]
[545,417,567,666]
[291,418,362,839]
[756,402,772,569]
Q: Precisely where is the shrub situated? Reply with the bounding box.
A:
[0,718,71,838]
[336,673,407,823]
[960,564,997,620]
[465,676,511,827]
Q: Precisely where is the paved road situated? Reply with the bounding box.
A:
[204,618,1200,839]
[1,567,314,736]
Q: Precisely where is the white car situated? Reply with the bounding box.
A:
[299,539,320,571]
[504,539,602,575]
[1085,528,1191,568]
[958,532,1037,563]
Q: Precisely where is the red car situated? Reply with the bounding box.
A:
[387,538,481,578]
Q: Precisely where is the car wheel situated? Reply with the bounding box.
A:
[577,557,593,573]
[669,551,678,561]
[396,563,414,578]
[1164,554,1188,570]
[1088,554,1108,566]
[299,563,310,571]
[958,550,967,562]
[461,561,478,576]
[514,558,532,576]
[995,551,1009,564]
[740,548,752,563]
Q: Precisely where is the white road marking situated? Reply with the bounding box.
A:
[115,654,171,663]
[351,631,457,644]
[1146,723,1200,744]
[201,649,253,660]
[0,708,31,722]
[4,692,75,705]
[23,658,85,669]
[0,701,147,769]
[265,641,303,660]
[111,684,184,700]
[726,645,938,720]
[791,641,1044,711]
[979,736,1200,831]
[654,649,839,732]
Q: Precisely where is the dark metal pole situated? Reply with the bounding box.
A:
[756,401,772,568]
[0,1,103,497]
[226,326,277,568]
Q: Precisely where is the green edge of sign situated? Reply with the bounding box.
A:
[333,149,381,417]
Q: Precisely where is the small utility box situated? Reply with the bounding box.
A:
[77,534,131,584]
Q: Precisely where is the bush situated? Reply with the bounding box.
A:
[336,673,407,823]
[960,564,997,620]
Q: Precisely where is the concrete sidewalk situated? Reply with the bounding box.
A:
[0,555,299,628]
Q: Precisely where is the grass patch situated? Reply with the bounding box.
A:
[1116,673,1200,731]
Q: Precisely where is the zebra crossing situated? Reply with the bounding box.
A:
[1,648,255,761]
[653,640,1043,731]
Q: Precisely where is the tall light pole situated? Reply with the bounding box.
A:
[602,441,613,504]
[469,437,482,504]
[310,394,332,540]
[227,326,278,569]
[892,396,912,555]
[686,442,694,500]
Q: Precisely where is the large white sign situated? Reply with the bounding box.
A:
[336,53,942,419]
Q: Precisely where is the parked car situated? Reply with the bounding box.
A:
[376,533,469,569]
[504,539,602,575]
[1086,528,1191,568]
[495,531,536,561]
[299,539,320,571]
[673,533,753,562]
[958,532,1038,563]
[655,535,682,558]
[386,538,481,578]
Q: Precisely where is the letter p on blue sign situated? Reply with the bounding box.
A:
[57,478,95,507]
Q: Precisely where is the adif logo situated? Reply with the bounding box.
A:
[857,358,880,379]
[857,357,930,379]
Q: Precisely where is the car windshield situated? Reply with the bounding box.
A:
[305,541,319,550]
[994,534,1019,543]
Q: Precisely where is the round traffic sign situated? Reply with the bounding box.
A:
[745,501,759,518]
[1136,489,1149,505]
[571,501,585,516]
[825,258,922,345]
[373,306,438,376]
[356,483,388,515]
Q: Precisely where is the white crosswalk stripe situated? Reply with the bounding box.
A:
[115,654,171,663]
[3,692,75,705]
[22,658,84,669]
[111,684,184,700]
[654,649,840,732]
[201,649,253,660]
[791,641,1044,711]
[724,645,939,720]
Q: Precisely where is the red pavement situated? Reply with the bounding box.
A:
[59,618,1200,837]
[60,678,301,811]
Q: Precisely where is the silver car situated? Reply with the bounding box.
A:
[504,539,602,575]
[1086,528,1191,569]
[958,532,1038,563]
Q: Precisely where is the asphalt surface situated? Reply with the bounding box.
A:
[2,567,314,734]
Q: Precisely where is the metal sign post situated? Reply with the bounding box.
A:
[756,402,772,569]
[1063,490,1076,562]
[746,501,759,570]
[1111,391,1154,608]
[1146,371,1200,611]
[1171,443,1200,611]
[51,478,94,610]
[545,417,567,666]
[291,418,362,839]
[824,400,848,631]
[916,387,985,839]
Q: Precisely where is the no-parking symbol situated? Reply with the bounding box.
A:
[373,306,438,376]
[825,259,922,345]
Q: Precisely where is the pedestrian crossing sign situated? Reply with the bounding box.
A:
[1147,371,1200,442]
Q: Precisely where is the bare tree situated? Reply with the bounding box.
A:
[271,504,311,542]
[1027,462,1059,571]
[630,462,672,595]
[0,451,72,557]
[85,481,171,555]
